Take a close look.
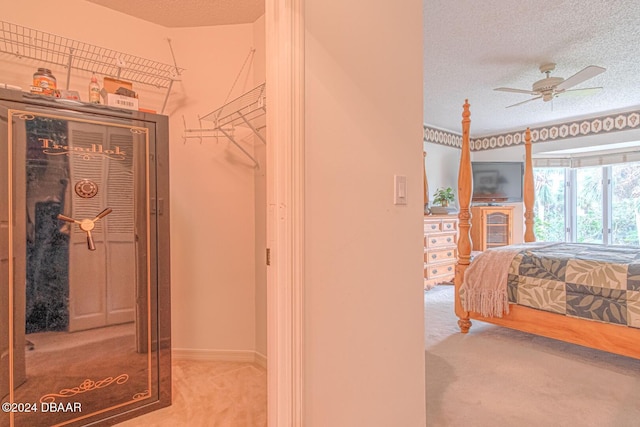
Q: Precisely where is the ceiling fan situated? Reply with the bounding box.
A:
[494,63,606,108]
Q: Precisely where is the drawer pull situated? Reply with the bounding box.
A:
[431,254,437,259]
[447,266,453,271]
[431,225,437,229]
[446,237,452,242]
[432,269,438,274]
[431,239,437,244]
[447,252,452,257]
[445,224,451,229]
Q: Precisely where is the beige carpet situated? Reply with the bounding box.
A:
[425,284,640,427]
[116,359,267,426]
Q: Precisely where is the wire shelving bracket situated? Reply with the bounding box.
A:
[184,83,266,168]
[0,20,184,113]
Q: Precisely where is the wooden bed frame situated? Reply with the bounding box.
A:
[453,99,640,360]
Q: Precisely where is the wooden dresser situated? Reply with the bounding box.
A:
[424,215,458,289]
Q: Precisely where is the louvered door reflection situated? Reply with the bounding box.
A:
[67,123,136,332]
[1,88,171,427]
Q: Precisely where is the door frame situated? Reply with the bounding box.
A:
[265,0,305,424]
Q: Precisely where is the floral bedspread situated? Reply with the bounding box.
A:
[506,242,640,328]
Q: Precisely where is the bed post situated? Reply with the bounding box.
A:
[455,100,472,333]
[523,128,536,242]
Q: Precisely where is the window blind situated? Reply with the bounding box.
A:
[534,150,640,168]
[532,158,571,168]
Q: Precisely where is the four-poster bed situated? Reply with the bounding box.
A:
[454,99,640,360]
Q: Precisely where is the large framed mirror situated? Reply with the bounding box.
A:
[0,89,171,427]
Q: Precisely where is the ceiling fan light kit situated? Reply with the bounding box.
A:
[495,63,606,108]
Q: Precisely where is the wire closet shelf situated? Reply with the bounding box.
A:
[200,83,266,133]
[0,20,184,89]
[185,83,266,168]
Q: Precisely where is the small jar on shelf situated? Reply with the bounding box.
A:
[31,68,57,96]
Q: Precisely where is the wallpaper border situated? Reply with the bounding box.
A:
[424,110,640,151]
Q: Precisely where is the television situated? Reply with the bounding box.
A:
[471,161,524,204]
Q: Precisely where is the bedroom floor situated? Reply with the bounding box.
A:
[425,284,640,427]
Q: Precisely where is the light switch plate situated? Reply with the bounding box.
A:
[394,175,407,205]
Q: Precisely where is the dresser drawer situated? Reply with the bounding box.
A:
[425,233,456,248]
[441,219,457,231]
[424,220,442,232]
[424,262,455,279]
[425,247,457,263]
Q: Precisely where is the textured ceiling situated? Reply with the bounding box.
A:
[86,0,264,27]
[85,1,640,137]
[424,0,640,136]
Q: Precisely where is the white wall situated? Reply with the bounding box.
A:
[303,0,426,425]
[2,0,265,355]
[167,23,258,353]
[424,141,460,205]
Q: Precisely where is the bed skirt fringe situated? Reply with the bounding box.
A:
[461,289,509,318]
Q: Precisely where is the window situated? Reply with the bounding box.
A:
[611,163,640,245]
[533,168,566,242]
[575,167,603,243]
[533,161,640,246]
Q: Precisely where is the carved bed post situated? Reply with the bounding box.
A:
[455,100,472,333]
[523,128,536,242]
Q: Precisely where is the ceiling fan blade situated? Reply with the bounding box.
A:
[494,87,537,95]
[556,87,603,97]
[506,95,542,108]
[555,66,606,91]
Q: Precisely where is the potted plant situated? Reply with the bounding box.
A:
[433,187,455,207]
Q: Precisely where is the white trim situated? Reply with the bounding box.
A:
[266,0,305,425]
[173,348,267,367]
[172,349,267,368]
[254,351,268,370]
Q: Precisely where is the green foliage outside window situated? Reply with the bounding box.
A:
[533,164,640,245]
[533,168,566,242]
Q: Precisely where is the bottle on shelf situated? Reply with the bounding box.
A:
[89,75,101,104]
[32,68,57,96]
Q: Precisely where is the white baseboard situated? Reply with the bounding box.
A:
[173,348,267,368]
[254,351,267,369]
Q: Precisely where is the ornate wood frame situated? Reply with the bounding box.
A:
[453,100,640,360]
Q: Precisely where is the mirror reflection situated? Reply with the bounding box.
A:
[1,112,155,427]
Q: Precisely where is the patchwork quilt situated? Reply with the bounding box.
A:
[506,243,640,328]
